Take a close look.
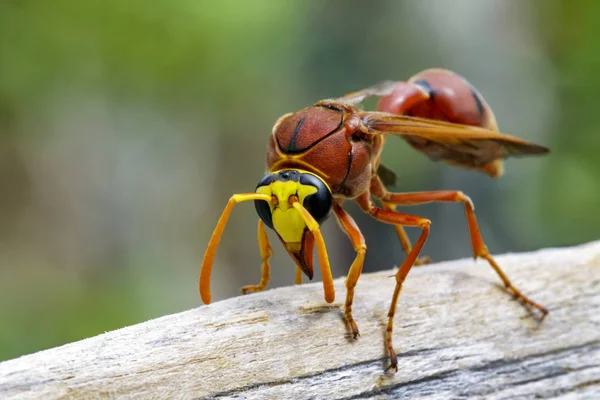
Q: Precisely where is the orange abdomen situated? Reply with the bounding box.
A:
[377,68,498,130]
[376,68,503,177]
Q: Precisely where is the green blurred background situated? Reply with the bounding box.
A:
[1,0,598,362]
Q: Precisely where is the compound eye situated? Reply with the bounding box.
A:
[299,173,332,224]
[254,175,275,229]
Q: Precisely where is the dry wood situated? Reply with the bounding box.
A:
[1,241,599,399]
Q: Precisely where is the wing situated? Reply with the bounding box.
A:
[361,112,549,168]
[338,81,398,105]
[376,163,398,188]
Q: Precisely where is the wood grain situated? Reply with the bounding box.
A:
[1,241,599,399]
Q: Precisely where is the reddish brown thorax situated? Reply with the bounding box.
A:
[266,105,373,198]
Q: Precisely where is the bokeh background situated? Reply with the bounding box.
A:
[1,0,599,362]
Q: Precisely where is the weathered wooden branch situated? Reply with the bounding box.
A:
[1,241,599,399]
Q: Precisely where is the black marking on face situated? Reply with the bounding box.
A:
[256,174,275,187]
[299,173,333,224]
[254,170,309,229]
[255,200,274,229]
[254,173,276,229]
[256,170,301,186]
[277,170,300,182]
[254,170,333,230]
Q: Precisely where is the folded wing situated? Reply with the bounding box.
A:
[361,112,549,173]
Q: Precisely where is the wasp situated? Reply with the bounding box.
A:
[199,68,549,371]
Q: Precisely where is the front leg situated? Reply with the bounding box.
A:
[199,192,272,304]
[241,220,272,294]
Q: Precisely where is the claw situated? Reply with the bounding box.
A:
[386,352,398,373]
[240,285,263,295]
[414,255,433,266]
[346,318,361,339]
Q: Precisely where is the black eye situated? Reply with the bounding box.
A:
[300,173,332,224]
[254,174,275,229]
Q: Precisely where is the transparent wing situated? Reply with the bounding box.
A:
[337,81,399,105]
[361,112,549,167]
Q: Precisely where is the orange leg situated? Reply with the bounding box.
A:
[371,177,548,318]
[295,267,303,285]
[292,201,335,303]
[241,219,273,294]
[382,203,432,266]
[333,203,366,338]
[356,193,431,371]
[199,193,272,304]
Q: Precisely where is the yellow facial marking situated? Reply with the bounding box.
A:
[256,178,318,245]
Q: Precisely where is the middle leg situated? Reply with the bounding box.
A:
[356,192,431,371]
[382,203,432,266]
[333,202,367,338]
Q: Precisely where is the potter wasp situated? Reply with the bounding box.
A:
[199,69,549,371]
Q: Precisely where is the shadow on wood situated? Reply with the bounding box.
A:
[1,241,599,399]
